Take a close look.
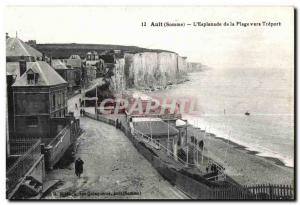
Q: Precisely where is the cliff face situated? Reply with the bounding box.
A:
[110,58,126,91]
[117,52,187,89]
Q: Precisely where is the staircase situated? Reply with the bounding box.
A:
[14,175,43,199]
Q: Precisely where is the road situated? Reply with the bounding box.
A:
[45,92,189,199]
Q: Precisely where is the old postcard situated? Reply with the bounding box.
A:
[5,6,294,200]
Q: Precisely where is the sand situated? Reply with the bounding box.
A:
[187,126,294,186]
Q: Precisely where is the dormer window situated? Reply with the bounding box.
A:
[26,69,39,85]
[27,73,34,84]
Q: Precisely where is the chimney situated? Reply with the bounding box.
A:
[7,75,13,87]
[19,60,27,76]
[6,33,9,39]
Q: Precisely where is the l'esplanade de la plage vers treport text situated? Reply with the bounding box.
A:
[141,21,282,27]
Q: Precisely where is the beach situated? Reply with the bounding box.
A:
[146,67,294,186]
[187,126,294,185]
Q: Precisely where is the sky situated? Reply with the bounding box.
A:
[5,6,294,69]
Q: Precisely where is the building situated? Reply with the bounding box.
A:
[99,53,115,76]
[6,36,44,140]
[6,36,81,199]
[64,55,83,90]
[52,59,78,92]
[85,65,97,82]
[131,117,179,158]
[84,51,105,78]
[86,51,99,64]
[65,55,82,68]
[12,61,68,138]
[6,37,43,62]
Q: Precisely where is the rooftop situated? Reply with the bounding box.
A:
[133,120,179,137]
[6,37,42,58]
[52,59,70,70]
[12,61,67,87]
[65,58,82,68]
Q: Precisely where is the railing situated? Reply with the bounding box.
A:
[45,119,81,169]
[210,184,253,199]
[46,126,71,169]
[6,139,41,194]
[48,126,69,148]
[245,184,294,200]
[84,112,115,126]
[9,139,39,156]
[126,112,182,120]
[210,184,294,200]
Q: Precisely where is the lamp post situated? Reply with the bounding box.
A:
[95,84,98,114]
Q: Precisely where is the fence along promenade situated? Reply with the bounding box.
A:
[6,139,41,195]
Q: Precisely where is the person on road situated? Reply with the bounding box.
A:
[80,109,83,117]
[75,103,78,110]
[75,157,84,178]
[116,119,119,129]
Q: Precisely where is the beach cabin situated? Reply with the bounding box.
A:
[131,117,180,159]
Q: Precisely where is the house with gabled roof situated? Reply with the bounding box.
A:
[12,61,69,138]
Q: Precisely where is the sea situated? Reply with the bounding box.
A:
[151,67,294,167]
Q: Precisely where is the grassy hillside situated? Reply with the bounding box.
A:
[35,43,175,59]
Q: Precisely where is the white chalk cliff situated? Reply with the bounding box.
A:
[111,52,188,91]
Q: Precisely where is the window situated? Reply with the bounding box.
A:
[26,116,38,127]
[58,93,61,106]
[199,140,204,151]
[177,138,181,146]
[34,73,39,84]
[52,94,56,108]
[62,92,65,105]
[27,73,34,84]
[191,136,195,143]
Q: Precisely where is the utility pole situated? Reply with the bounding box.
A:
[167,120,170,156]
[95,84,98,114]
[150,121,152,142]
[202,129,205,165]
[83,82,86,108]
[186,146,189,167]
[185,119,188,145]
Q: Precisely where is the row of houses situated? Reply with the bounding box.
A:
[6,35,81,199]
[50,51,118,93]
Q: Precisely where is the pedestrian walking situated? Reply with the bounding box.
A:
[116,119,119,129]
[79,98,82,107]
[75,157,84,178]
[75,103,78,110]
[80,109,83,117]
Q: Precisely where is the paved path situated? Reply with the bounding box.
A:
[45,94,189,199]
